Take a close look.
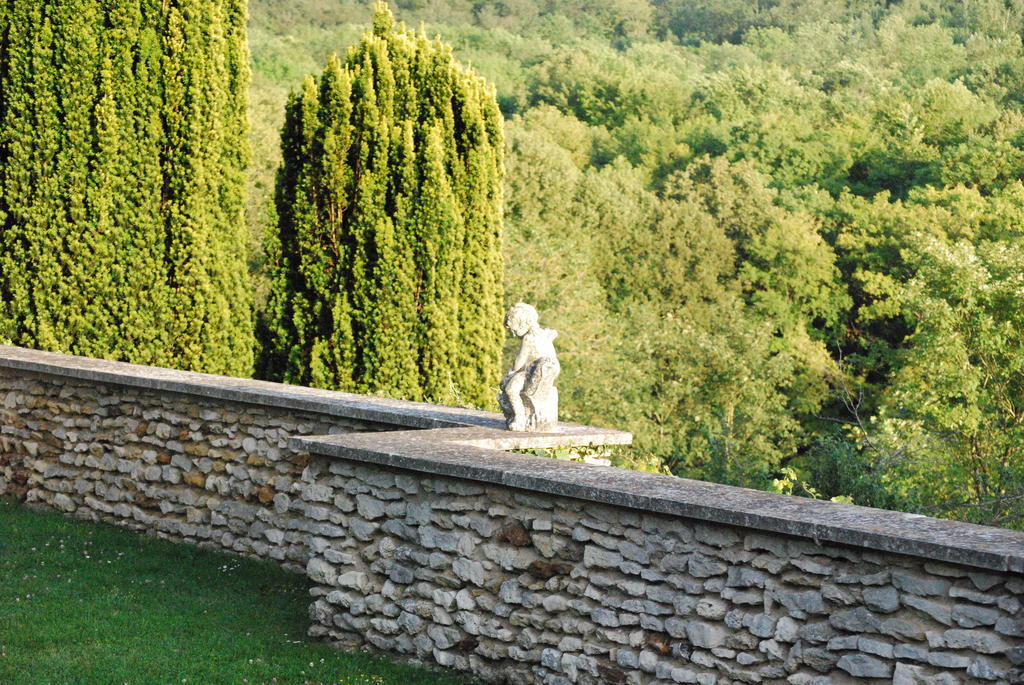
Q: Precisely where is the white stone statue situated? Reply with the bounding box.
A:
[499,303,559,432]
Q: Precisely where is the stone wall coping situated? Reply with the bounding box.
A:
[0,345,632,444]
[293,428,1024,575]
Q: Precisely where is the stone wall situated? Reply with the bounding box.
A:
[0,345,627,574]
[0,367,390,570]
[299,460,1024,685]
[1,346,1022,685]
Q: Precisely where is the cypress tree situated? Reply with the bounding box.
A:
[0,0,254,376]
[259,4,505,407]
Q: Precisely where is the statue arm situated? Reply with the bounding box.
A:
[507,340,534,376]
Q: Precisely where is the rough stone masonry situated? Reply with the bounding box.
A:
[0,345,1022,685]
[298,456,1024,685]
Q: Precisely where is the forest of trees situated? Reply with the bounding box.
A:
[2,1,1021,530]
[247,0,1024,529]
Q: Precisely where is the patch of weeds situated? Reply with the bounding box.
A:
[515,444,614,464]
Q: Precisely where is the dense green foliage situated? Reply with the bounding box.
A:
[0,498,469,684]
[258,5,504,406]
[1,0,1022,532]
[246,0,1024,529]
[0,0,255,375]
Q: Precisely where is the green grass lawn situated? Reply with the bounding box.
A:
[0,498,469,685]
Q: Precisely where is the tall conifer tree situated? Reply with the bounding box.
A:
[259,4,504,407]
[0,0,254,375]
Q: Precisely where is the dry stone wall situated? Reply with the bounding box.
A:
[1,346,1022,685]
[300,460,1024,685]
[0,367,390,570]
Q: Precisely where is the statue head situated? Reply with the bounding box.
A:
[504,302,538,337]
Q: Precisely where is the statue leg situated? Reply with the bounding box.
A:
[503,372,528,431]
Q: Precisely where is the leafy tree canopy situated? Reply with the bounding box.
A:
[248,0,1024,527]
